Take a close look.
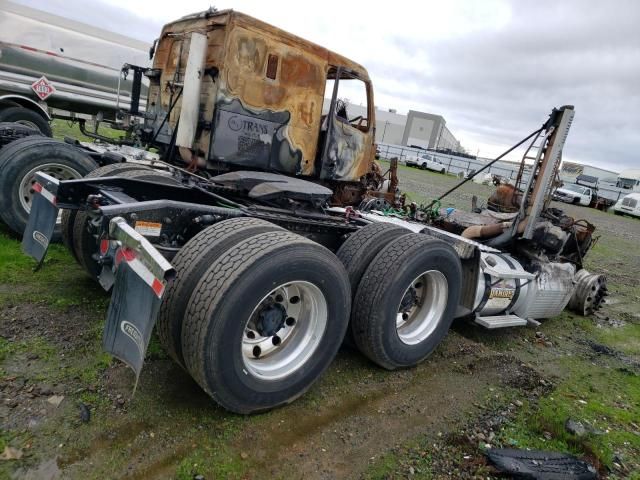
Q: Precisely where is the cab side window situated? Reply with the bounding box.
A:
[324,69,371,132]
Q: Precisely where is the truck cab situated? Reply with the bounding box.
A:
[145,10,377,187]
[614,192,640,218]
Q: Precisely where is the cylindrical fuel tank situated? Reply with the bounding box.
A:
[473,252,531,316]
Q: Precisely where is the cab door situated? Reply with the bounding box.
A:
[318,67,375,181]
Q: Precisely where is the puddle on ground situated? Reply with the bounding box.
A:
[56,420,152,470]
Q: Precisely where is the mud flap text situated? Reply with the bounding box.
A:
[102,260,163,384]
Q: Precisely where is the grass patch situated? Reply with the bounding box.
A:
[595,323,640,356]
[175,444,245,480]
[0,335,56,363]
[51,119,124,142]
[498,357,640,472]
[0,224,107,309]
[363,441,433,479]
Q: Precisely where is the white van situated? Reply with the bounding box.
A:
[613,193,640,218]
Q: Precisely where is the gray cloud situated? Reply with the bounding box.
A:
[15,0,162,42]
[368,0,640,170]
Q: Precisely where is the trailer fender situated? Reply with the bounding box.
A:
[0,95,51,120]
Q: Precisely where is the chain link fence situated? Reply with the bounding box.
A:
[377,142,630,203]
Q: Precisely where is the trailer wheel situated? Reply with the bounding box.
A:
[157,217,285,367]
[351,234,461,370]
[181,231,351,414]
[61,164,152,260]
[0,107,51,136]
[0,137,96,240]
[0,122,43,149]
[72,169,180,280]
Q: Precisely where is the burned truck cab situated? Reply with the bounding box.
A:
[144,9,379,198]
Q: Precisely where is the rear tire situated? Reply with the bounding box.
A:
[337,222,410,291]
[61,163,151,260]
[440,168,446,174]
[352,234,462,370]
[72,169,179,280]
[0,137,97,240]
[181,230,351,414]
[336,222,410,346]
[0,107,51,136]
[0,122,43,149]
[157,217,285,367]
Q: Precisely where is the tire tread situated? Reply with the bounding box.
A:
[156,217,284,366]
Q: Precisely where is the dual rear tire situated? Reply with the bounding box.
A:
[337,222,462,369]
[159,220,461,413]
[159,220,352,414]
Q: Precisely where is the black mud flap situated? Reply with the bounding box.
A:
[101,218,175,386]
[22,172,60,266]
[486,448,597,480]
[102,259,163,386]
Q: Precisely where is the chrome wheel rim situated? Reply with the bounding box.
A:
[19,163,83,223]
[242,281,328,380]
[396,270,448,345]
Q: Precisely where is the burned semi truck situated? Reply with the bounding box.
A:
[11,9,605,414]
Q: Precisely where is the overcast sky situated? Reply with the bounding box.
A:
[17,0,640,172]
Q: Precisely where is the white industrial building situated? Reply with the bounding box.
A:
[322,99,463,153]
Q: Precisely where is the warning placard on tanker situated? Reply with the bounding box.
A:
[31,76,56,101]
[134,221,162,237]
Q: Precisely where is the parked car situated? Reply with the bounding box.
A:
[553,183,593,206]
[613,192,640,218]
[405,153,446,173]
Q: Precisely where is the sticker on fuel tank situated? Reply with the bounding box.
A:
[489,288,514,299]
[134,221,162,237]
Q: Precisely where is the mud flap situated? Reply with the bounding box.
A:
[101,218,175,385]
[102,260,163,385]
[21,172,60,266]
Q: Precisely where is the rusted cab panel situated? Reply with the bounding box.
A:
[147,9,375,183]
